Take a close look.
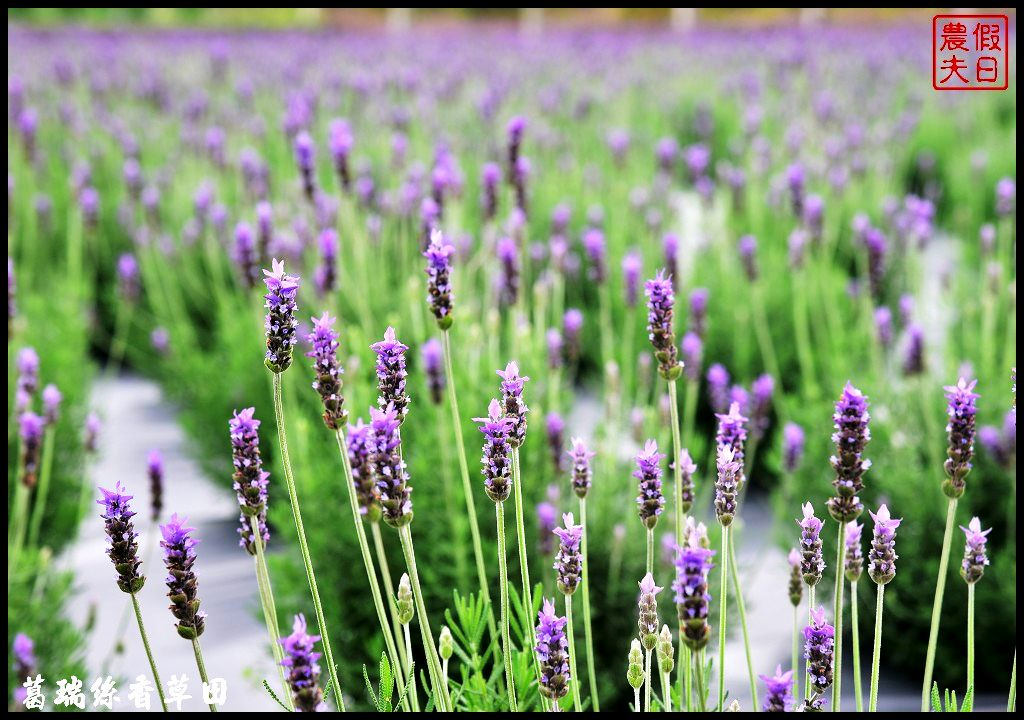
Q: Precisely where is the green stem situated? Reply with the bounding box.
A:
[131,593,169,712]
[191,638,218,712]
[717,525,729,711]
[372,522,410,677]
[1008,650,1016,712]
[565,594,583,712]
[8,481,30,579]
[646,527,654,575]
[728,530,758,710]
[579,497,600,712]
[869,583,885,712]
[920,497,958,711]
[250,516,294,710]
[806,586,816,700]
[684,644,692,711]
[643,648,652,712]
[793,604,801,701]
[442,329,497,643]
[833,521,846,711]
[398,524,452,711]
[404,624,419,712]
[667,379,684,549]
[967,582,975,694]
[26,426,56,548]
[512,449,543,696]
[271,372,345,710]
[851,580,863,712]
[695,647,707,712]
[333,429,408,710]
[751,282,781,384]
[495,501,518,712]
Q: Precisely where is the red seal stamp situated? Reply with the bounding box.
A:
[933,14,1009,90]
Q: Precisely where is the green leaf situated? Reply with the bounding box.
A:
[362,663,380,711]
[961,685,974,713]
[262,679,292,712]
[931,681,942,712]
[392,661,416,712]
[378,652,394,712]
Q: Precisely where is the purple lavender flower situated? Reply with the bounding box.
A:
[622,250,642,307]
[281,614,327,712]
[655,136,678,173]
[760,665,794,712]
[862,227,887,299]
[715,401,749,483]
[567,436,594,499]
[328,118,353,191]
[371,327,410,423]
[150,327,170,356]
[346,418,381,522]
[799,502,825,586]
[545,412,565,474]
[943,377,979,499]
[782,422,805,474]
[679,449,697,513]
[635,440,666,529]
[786,163,805,216]
[689,288,709,338]
[553,512,584,595]
[97,482,144,593]
[535,598,570,702]
[827,382,870,522]
[160,513,205,639]
[707,363,730,413]
[313,229,338,296]
[230,408,270,554]
[582,228,607,283]
[645,270,680,380]
[146,449,164,522]
[496,236,519,307]
[474,398,514,504]
[506,116,526,182]
[497,361,529,448]
[902,324,925,376]
[995,177,1015,217]
[867,504,901,585]
[714,444,742,526]
[804,606,835,694]
[41,383,61,426]
[537,499,558,556]
[680,332,702,382]
[421,338,445,405]
[788,549,803,606]
[293,131,315,201]
[738,235,758,281]
[788,228,808,270]
[637,572,663,648]
[84,412,101,454]
[546,328,564,370]
[306,312,347,430]
[8,256,16,338]
[844,522,864,582]
[117,253,140,303]
[423,229,455,329]
[18,412,44,488]
[959,517,991,584]
[563,309,583,364]
[256,201,273,264]
[673,540,714,650]
[750,373,774,441]
[481,162,500,221]
[371,405,412,527]
[263,259,300,373]
[874,307,893,349]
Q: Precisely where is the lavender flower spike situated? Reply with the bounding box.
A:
[371,404,413,527]
[18,412,44,487]
[42,383,62,425]
[281,614,327,712]
[798,502,825,586]
[782,422,805,474]
[637,572,662,648]
[760,665,794,712]
[678,449,697,513]
[535,598,570,703]
[12,633,36,702]
[959,517,991,584]
[230,408,271,553]
[673,539,714,650]
[634,440,666,529]
[263,259,300,373]
[943,377,979,499]
[346,418,381,522]
[421,338,445,405]
[827,382,870,523]
[97,482,145,593]
[804,606,835,695]
[787,549,803,606]
[867,504,902,585]
[423,229,455,329]
[644,270,681,380]
[496,361,530,448]
[160,513,205,639]
[553,512,584,595]
[306,312,348,430]
[474,398,514,503]
[714,444,742,527]
[147,449,164,522]
[844,522,864,582]
[568,437,595,499]
[715,401,749,484]
[371,327,410,423]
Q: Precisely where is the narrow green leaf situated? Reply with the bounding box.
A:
[931,681,942,712]
[262,679,292,712]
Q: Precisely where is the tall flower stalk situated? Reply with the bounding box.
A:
[554,512,584,712]
[281,614,327,712]
[263,260,345,709]
[635,439,665,574]
[569,437,600,711]
[535,598,571,709]
[788,548,803,700]
[637,573,662,712]
[798,502,825,699]
[714,443,741,710]
[845,522,865,712]
[26,384,60,548]
[960,516,991,693]
[868,504,901,712]
[827,382,870,711]
[921,378,978,710]
[674,525,713,712]
[97,483,168,712]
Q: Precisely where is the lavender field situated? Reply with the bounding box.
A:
[6,8,1017,713]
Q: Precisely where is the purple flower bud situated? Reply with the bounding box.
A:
[782,422,805,474]
[862,227,887,299]
[535,598,570,701]
[715,402,749,484]
[230,408,270,554]
[655,136,678,173]
[943,377,979,498]
[635,440,666,529]
[714,443,742,526]
[313,229,338,296]
[689,288,709,338]
[146,449,164,522]
[638,572,663,648]
[760,665,794,712]
[84,412,101,454]
[12,633,37,701]
[751,373,774,441]
[117,253,140,303]
[804,606,835,695]
[874,307,893,348]
[566,436,595,499]
[995,176,1015,217]
[280,614,327,712]
[563,309,583,363]
[293,131,316,201]
[150,327,170,356]
[845,521,864,582]
[546,328,564,370]
[370,327,410,423]
[681,332,702,382]
[902,324,925,376]
[738,234,758,281]
[786,163,805,216]
[798,502,825,586]
[662,233,679,286]
[160,513,205,639]
[827,382,870,522]
[97,482,144,593]
[788,548,803,606]
[346,418,381,522]
[42,383,62,425]
[306,312,347,430]
[788,229,808,270]
[263,259,300,373]
[371,404,412,527]
[423,229,455,328]
[481,162,500,220]
[18,412,44,487]
[583,228,607,283]
[545,412,565,473]
[497,361,529,448]
[421,338,445,405]
[622,250,642,307]
[645,270,680,380]
[328,118,353,191]
[673,539,714,650]
[496,236,519,307]
[506,116,527,181]
[959,516,991,584]
[707,363,730,414]
[867,504,901,585]
[553,512,584,595]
